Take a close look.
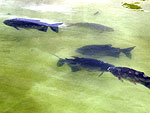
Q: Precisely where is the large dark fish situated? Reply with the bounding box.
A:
[3,18,63,33]
[76,44,136,58]
[108,66,150,89]
[67,22,114,32]
[56,56,115,76]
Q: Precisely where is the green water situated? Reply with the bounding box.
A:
[0,0,150,113]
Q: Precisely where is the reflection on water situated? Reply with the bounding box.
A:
[0,0,150,113]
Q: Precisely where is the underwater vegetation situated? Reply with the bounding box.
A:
[121,0,150,12]
[122,2,142,10]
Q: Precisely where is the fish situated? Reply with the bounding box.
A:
[55,55,115,76]
[3,18,63,33]
[108,66,150,89]
[66,22,114,32]
[76,44,136,58]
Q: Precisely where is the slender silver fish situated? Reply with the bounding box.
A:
[67,22,114,32]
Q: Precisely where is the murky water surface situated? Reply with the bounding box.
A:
[0,0,150,113]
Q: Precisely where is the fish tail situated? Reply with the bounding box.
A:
[121,46,136,59]
[49,23,63,33]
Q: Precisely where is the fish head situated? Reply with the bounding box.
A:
[57,58,65,67]
[108,67,120,77]
[3,19,15,27]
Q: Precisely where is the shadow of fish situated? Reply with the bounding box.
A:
[108,66,150,89]
[3,18,63,33]
[52,54,114,76]
[66,22,114,32]
[76,44,136,59]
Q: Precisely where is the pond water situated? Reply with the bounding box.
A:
[0,0,150,113]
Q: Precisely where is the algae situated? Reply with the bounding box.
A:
[122,3,142,9]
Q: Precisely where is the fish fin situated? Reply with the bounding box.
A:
[70,66,81,72]
[118,77,123,82]
[98,72,104,77]
[121,46,136,59]
[49,26,58,33]
[14,26,19,30]
[38,26,48,32]
[49,23,63,33]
